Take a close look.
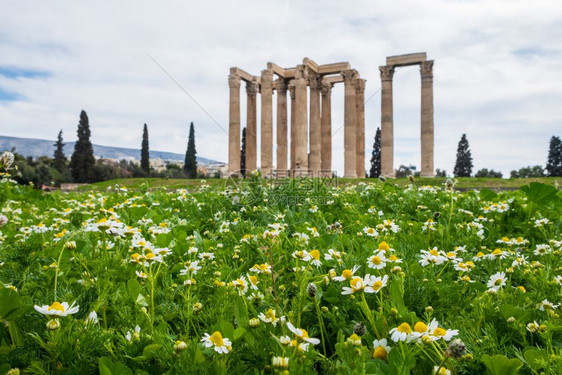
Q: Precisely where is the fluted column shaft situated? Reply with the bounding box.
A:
[320,80,333,176]
[294,65,308,176]
[355,79,366,178]
[228,72,241,175]
[289,81,296,172]
[276,80,288,175]
[420,60,435,177]
[342,69,358,178]
[246,79,259,172]
[380,65,395,177]
[260,70,273,176]
[309,73,321,176]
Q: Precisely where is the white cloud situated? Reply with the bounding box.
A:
[0,0,561,176]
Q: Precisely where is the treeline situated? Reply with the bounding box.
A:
[7,110,200,188]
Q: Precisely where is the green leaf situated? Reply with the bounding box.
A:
[387,345,415,375]
[127,279,141,301]
[99,356,133,375]
[233,327,246,342]
[135,294,148,307]
[523,347,548,371]
[218,321,235,340]
[482,354,523,375]
[479,188,498,201]
[142,344,162,359]
[520,182,559,204]
[0,286,26,321]
[499,305,530,322]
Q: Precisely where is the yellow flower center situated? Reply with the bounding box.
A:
[342,269,352,279]
[209,331,224,346]
[414,322,428,333]
[309,250,320,260]
[476,252,485,258]
[432,327,446,337]
[350,277,364,291]
[367,228,375,234]
[300,328,310,339]
[371,256,382,265]
[397,323,412,334]
[429,249,439,256]
[501,236,510,242]
[372,280,383,291]
[494,278,503,286]
[48,302,65,312]
[266,309,276,321]
[249,275,258,285]
[378,241,390,251]
[373,346,388,360]
[389,255,398,261]
[145,252,155,260]
[492,249,503,255]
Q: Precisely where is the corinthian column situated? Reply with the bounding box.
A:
[288,80,296,173]
[276,79,288,176]
[260,70,273,177]
[294,65,308,176]
[420,60,435,177]
[320,80,333,176]
[228,71,241,176]
[342,69,358,178]
[246,79,259,173]
[380,65,395,177]
[355,79,366,178]
[308,73,321,176]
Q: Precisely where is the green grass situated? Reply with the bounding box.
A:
[80,176,561,192]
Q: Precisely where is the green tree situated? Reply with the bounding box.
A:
[369,127,381,178]
[69,110,96,182]
[510,165,545,178]
[240,127,246,177]
[453,134,473,177]
[53,129,67,173]
[184,122,197,178]
[546,136,562,176]
[141,123,150,174]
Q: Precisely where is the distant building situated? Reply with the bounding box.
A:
[198,163,228,178]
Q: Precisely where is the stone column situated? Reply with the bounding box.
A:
[276,79,288,176]
[308,73,321,176]
[355,79,366,178]
[420,60,435,177]
[228,71,241,176]
[320,80,333,176]
[342,69,358,178]
[380,65,395,177]
[246,79,259,173]
[260,70,273,177]
[288,80,296,173]
[294,65,308,176]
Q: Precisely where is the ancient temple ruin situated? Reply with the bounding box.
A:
[228,58,365,178]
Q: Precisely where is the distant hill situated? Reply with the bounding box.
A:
[0,135,222,166]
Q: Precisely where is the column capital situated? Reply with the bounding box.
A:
[288,80,296,99]
[355,78,366,93]
[341,69,359,85]
[246,79,259,97]
[379,65,395,81]
[420,60,434,79]
[228,73,241,89]
[276,79,288,92]
[295,64,308,80]
[261,69,274,89]
[308,72,322,90]
[321,80,333,96]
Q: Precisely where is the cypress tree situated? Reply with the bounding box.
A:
[240,127,246,177]
[141,123,150,174]
[546,135,562,177]
[369,127,381,178]
[53,129,67,173]
[184,122,197,178]
[69,110,96,182]
[453,134,473,177]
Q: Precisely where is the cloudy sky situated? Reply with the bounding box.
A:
[1,0,561,176]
